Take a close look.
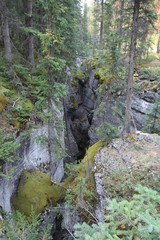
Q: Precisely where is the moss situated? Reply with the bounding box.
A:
[13,98,34,126]
[12,120,22,130]
[82,58,98,70]
[0,87,8,112]
[72,79,79,87]
[12,171,63,216]
[0,219,2,229]
[12,142,103,216]
[73,72,85,80]
[94,68,107,84]
[61,141,103,204]
[94,68,102,80]
[100,76,106,84]
[78,141,103,170]
[70,96,78,108]
[70,141,103,201]
[72,72,85,87]
[84,75,89,84]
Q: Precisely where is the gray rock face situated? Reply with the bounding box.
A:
[89,90,159,143]
[0,102,64,213]
[65,68,159,155]
[64,70,98,161]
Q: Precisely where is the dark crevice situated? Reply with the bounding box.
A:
[64,69,97,163]
[52,215,70,240]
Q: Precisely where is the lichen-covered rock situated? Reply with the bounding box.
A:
[12,171,63,216]
[94,132,160,220]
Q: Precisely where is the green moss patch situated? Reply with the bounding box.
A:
[70,96,78,108]
[12,98,34,129]
[94,68,102,80]
[64,141,103,203]
[12,142,103,216]
[0,87,8,112]
[72,72,85,87]
[12,171,63,216]
[81,58,98,70]
[94,68,108,84]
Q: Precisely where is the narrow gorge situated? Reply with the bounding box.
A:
[0,58,159,239]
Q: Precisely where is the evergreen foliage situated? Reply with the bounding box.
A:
[1,209,52,240]
[0,129,19,163]
[0,0,83,172]
[143,96,160,134]
[0,129,20,178]
[0,0,160,238]
[96,122,118,145]
[74,185,160,240]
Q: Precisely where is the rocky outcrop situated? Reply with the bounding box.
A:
[65,65,160,154]
[94,132,160,221]
[12,170,63,215]
[0,102,64,213]
[88,76,160,144]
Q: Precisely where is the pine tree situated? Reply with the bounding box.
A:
[24,0,35,72]
[124,0,157,134]
[0,0,13,75]
[124,0,141,134]
[74,185,160,240]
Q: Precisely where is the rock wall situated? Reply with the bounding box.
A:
[64,70,99,161]
[63,66,103,159]
[89,77,159,144]
[0,102,64,212]
[65,66,160,157]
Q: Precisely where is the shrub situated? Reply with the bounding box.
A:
[74,185,160,240]
[0,129,20,178]
[96,122,118,145]
[1,209,52,240]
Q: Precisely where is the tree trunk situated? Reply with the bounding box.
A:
[25,0,35,72]
[124,0,140,134]
[119,0,124,51]
[92,0,99,55]
[0,0,12,67]
[99,0,104,50]
[139,23,148,64]
[157,30,160,53]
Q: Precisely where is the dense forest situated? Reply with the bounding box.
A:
[0,0,160,239]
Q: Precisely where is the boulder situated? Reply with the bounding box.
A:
[12,171,63,216]
[0,102,64,213]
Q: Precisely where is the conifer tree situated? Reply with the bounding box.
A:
[24,0,35,72]
[0,0,13,74]
[124,0,141,134]
[124,0,157,133]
